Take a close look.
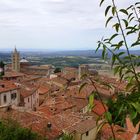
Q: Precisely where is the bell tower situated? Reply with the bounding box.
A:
[12,47,20,72]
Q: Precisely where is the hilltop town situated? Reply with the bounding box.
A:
[0,48,138,140]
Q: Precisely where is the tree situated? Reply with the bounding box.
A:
[0,61,5,78]
[54,67,61,73]
[0,119,46,140]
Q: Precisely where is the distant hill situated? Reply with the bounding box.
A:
[0,49,140,60]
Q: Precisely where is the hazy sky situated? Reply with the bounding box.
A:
[0,0,137,51]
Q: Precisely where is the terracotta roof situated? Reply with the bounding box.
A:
[22,75,41,83]
[51,77,68,86]
[50,111,83,132]
[66,86,91,99]
[62,67,78,80]
[96,75,127,92]
[0,110,61,140]
[66,97,88,111]
[65,119,96,134]
[67,82,114,99]
[39,96,75,115]
[126,117,140,133]
[2,71,25,78]
[20,88,35,98]
[38,84,51,95]
[19,84,38,98]
[62,73,77,80]
[101,124,140,140]
[79,82,114,98]
[92,100,107,116]
[63,67,78,71]
[28,65,53,70]
[0,80,19,93]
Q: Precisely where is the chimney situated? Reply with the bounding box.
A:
[47,122,52,131]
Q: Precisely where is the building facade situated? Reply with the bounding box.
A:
[0,81,20,107]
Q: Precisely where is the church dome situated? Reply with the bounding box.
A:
[20,58,29,63]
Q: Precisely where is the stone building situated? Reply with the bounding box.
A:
[12,47,20,72]
[78,64,89,79]
[0,80,20,107]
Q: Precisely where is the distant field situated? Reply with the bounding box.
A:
[29,56,106,68]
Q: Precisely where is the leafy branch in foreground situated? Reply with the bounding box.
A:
[80,1,140,139]
[97,1,140,92]
[96,0,140,140]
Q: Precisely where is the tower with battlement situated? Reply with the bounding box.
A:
[12,47,20,72]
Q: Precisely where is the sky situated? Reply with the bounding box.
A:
[0,0,137,51]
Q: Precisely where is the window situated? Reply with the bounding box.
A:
[11,93,17,100]
[4,95,7,103]
[86,131,89,136]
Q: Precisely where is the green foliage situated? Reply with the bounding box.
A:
[54,67,61,73]
[88,94,95,111]
[106,92,140,129]
[60,133,74,140]
[97,0,140,139]
[0,119,46,140]
[98,0,140,92]
[0,61,5,78]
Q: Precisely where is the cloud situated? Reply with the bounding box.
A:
[0,0,138,50]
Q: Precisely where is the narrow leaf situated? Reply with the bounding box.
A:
[128,13,133,20]
[118,52,125,56]
[112,6,116,16]
[109,33,118,41]
[131,41,140,47]
[127,5,133,10]
[106,17,113,27]
[105,112,112,124]
[114,65,120,75]
[135,2,140,5]
[119,9,128,15]
[100,0,105,6]
[79,83,87,93]
[113,23,120,32]
[105,5,111,16]
[111,54,116,66]
[96,42,101,53]
[122,19,128,28]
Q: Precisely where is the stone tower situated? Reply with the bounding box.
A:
[78,64,89,79]
[12,47,20,72]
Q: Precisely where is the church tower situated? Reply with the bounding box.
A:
[12,47,20,72]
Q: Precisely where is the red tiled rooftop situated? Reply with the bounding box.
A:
[19,83,38,98]
[1,110,61,140]
[2,71,25,78]
[51,77,68,85]
[65,119,96,134]
[0,80,19,93]
[20,88,36,98]
[126,117,140,134]
[101,124,140,140]
[92,100,107,116]
[63,67,78,71]
[38,84,50,95]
